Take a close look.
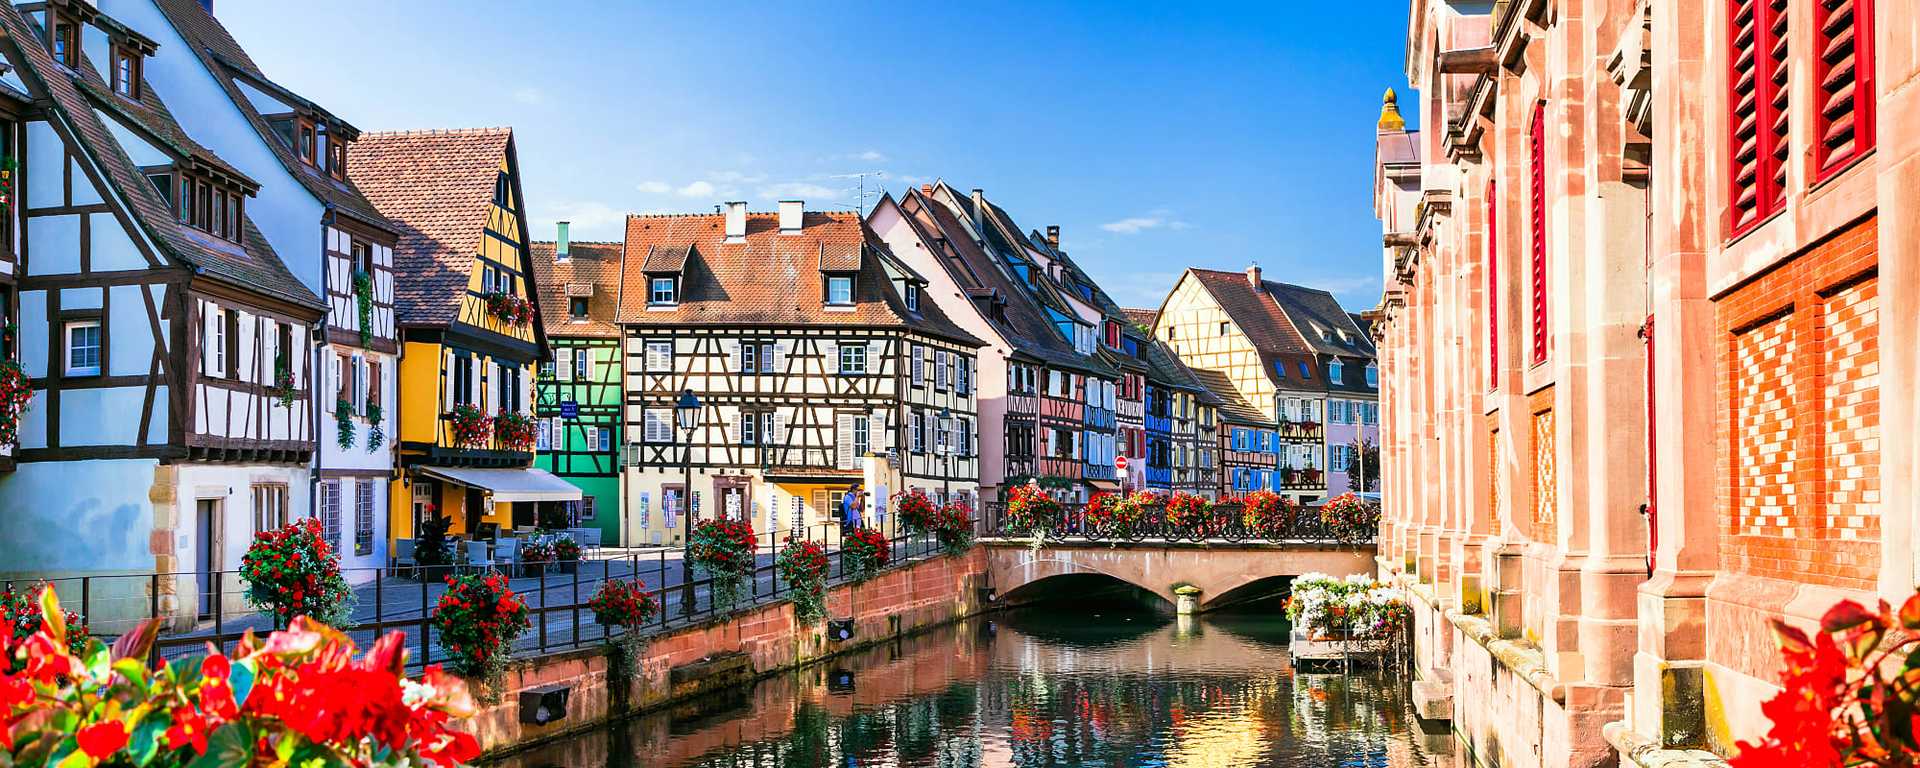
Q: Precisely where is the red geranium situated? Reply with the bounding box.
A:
[776,539,830,623]
[1734,593,1920,767]
[239,518,355,627]
[842,526,890,582]
[589,578,659,628]
[447,404,494,450]
[893,489,939,534]
[430,571,530,679]
[689,519,758,608]
[932,501,974,556]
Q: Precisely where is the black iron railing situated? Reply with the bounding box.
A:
[979,501,1377,546]
[7,518,978,673]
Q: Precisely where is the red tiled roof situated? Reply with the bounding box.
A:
[1186,267,1321,389]
[1120,307,1160,329]
[1187,367,1267,425]
[616,211,980,345]
[347,128,516,326]
[529,241,621,338]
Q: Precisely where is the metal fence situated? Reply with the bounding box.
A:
[979,501,1379,545]
[8,518,977,672]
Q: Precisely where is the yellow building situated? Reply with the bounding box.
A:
[348,128,576,543]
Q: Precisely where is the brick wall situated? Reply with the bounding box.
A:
[1714,216,1880,590]
[1527,386,1556,543]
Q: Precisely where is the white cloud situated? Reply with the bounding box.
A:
[708,170,765,185]
[758,181,839,200]
[676,180,717,198]
[635,180,672,194]
[511,87,544,105]
[855,149,888,162]
[534,200,629,241]
[1099,210,1192,235]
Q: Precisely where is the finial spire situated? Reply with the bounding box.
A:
[1378,87,1406,131]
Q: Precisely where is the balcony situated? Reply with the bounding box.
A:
[1279,467,1325,490]
[1277,420,1323,442]
[1086,406,1116,430]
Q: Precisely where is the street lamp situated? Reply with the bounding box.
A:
[937,406,953,501]
[675,388,701,618]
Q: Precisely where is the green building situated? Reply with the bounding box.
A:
[530,235,627,545]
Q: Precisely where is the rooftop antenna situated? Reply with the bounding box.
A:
[828,171,887,213]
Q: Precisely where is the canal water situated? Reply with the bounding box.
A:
[492,601,1455,767]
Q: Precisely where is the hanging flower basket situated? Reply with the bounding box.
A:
[893,489,939,534]
[238,518,356,627]
[432,571,530,683]
[932,501,975,556]
[1238,490,1296,539]
[484,291,534,326]
[365,403,385,452]
[494,410,537,452]
[841,525,890,582]
[1003,483,1061,541]
[447,404,493,449]
[1320,492,1380,545]
[0,360,33,446]
[589,578,659,629]
[776,539,830,624]
[689,518,756,609]
[353,270,375,347]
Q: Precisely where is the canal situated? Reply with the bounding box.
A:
[492,593,1454,767]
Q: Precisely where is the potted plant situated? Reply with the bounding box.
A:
[414,505,454,580]
[933,501,975,556]
[1319,492,1380,545]
[518,538,554,578]
[238,518,355,628]
[483,291,534,326]
[841,525,890,582]
[776,539,830,624]
[1164,492,1215,537]
[431,572,530,695]
[689,518,757,610]
[447,404,492,449]
[552,536,581,574]
[495,409,538,452]
[0,585,481,767]
[0,360,31,447]
[1004,483,1061,544]
[1238,490,1296,539]
[893,489,939,535]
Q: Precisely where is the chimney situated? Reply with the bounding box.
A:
[555,221,571,262]
[970,188,986,229]
[920,184,934,196]
[1045,225,1060,249]
[723,201,747,242]
[1246,262,1263,288]
[778,200,804,233]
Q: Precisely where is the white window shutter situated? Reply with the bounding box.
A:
[772,341,788,374]
[912,346,925,386]
[325,356,341,413]
[727,412,742,445]
[836,414,853,469]
[556,348,573,381]
[825,341,840,375]
[723,339,741,373]
[868,340,884,371]
[869,414,884,453]
[441,351,454,412]
[201,307,218,376]
[773,411,788,444]
[485,360,498,412]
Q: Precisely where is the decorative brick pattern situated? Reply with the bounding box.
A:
[1488,425,1501,526]
[1532,408,1555,540]
[1733,314,1797,538]
[1821,279,1879,543]
[1714,216,1879,590]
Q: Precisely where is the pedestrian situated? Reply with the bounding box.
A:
[841,483,864,530]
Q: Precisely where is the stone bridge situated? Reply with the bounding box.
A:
[980,539,1375,612]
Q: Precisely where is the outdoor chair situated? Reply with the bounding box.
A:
[573,527,602,555]
[463,541,490,575]
[391,538,415,573]
[493,536,522,577]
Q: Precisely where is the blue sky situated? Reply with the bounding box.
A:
[219,1,1411,311]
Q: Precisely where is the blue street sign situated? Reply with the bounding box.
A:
[560,400,579,419]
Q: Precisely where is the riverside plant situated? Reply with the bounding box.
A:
[841,526,890,583]
[775,539,830,624]
[588,578,658,681]
[239,518,356,628]
[932,501,975,557]
[893,489,939,535]
[688,519,756,610]
[1004,484,1060,549]
[0,586,480,767]
[1733,589,1920,766]
[430,572,530,697]
[1319,492,1381,545]
[1284,572,1410,642]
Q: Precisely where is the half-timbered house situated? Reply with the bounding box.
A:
[1192,367,1276,497]
[618,202,981,544]
[529,231,624,545]
[348,127,571,543]
[868,186,1114,503]
[0,0,326,625]
[140,0,402,575]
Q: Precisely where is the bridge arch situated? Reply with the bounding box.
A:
[993,558,1178,611]
[982,541,1374,614]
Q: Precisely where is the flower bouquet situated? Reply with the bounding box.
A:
[776,539,830,624]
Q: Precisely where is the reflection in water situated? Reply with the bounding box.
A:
[491,608,1455,767]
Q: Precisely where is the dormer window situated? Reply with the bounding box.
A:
[174,168,246,243]
[297,121,317,166]
[50,18,77,68]
[1329,358,1344,383]
[826,275,854,306]
[649,277,677,306]
[569,297,588,319]
[327,137,346,180]
[904,283,919,312]
[111,44,142,99]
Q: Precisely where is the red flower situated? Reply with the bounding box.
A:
[75,721,128,758]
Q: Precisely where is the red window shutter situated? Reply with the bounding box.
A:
[1529,103,1548,366]
[1727,0,1791,235]
[1812,0,1873,180]
[1487,179,1499,388]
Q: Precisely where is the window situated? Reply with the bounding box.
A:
[852,416,870,457]
[1811,0,1873,180]
[320,480,343,550]
[569,297,588,319]
[1296,361,1310,379]
[579,497,597,521]
[354,482,375,556]
[493,172,511,207]
[1530,100,1550,364]
[740,411,758,445]
[643,409,671,443]
[452,353,474,405]
[650,277,676,305]
[252,484,287,534]
[536,418,553,451]
[827,276,854,305]
[112,46,141,99]
[957,357,971,394]
[573,348,590,381]
[1365,364,1378,388]
[911,411,925,453]
[1726,0,1790,234]
[598,427,612,453]
[298,122,317,166]
[904,283,919,312]
[64,320,101,376]
[839,343,866,375]
[740,341,776,374]
[645,341,672,372]
[1331,445,1351,472]
[1329,358,1344,383]
[327,139,346,180]
[50,20,76,67]
[1329,400,1346,424]
[1219,321,1229,336]
[1362,402,1378,425]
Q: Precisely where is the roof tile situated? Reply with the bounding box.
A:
[347,127,515,326]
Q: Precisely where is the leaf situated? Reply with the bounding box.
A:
[127,715,166,767]
[1900,592,1920,630]
[186,724,252,768]
[36,587,66,646]
[111,619,163,662]
[228,662,255,711]
[1769,619,1812,653]
[1821,600,1878,634]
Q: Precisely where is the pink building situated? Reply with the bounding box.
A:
[1374,0,1918,766]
